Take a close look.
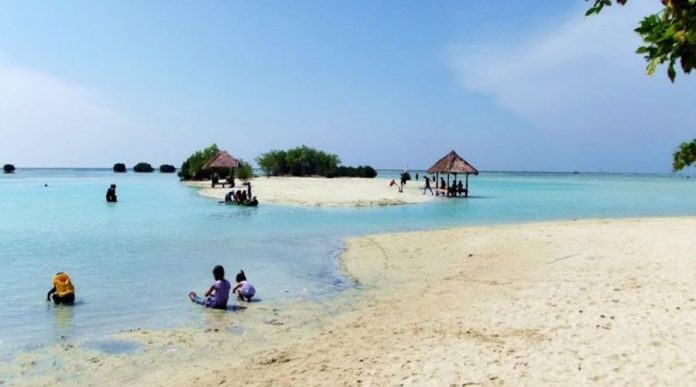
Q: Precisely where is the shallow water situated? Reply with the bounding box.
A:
[1,169,695,356]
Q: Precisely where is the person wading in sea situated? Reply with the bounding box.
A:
[106,184,117,202]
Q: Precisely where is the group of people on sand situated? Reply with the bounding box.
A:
[47,265,256,311]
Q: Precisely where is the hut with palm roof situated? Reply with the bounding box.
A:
[427,150,478,198]
[204,150,240,187]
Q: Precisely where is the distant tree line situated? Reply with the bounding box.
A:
[3,164,15,173]
[256,145,377,178]
[256,146,340,177]
[327,165,377,178]
[175,144,377,181]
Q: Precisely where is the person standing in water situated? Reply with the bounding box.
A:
[106,184,117,202]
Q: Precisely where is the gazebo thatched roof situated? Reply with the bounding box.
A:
[203,151,240,169]
[427,150,478,175]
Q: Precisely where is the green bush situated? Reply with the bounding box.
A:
[256,146,340,177]
[113,163,127,173]
[133,162,154,173]
[361,165,377,178]
[327,165,377,178]
[256,150,287,177]
[235,160,253,181]
[159,164,176,173]
[3,164,15,173]
[179,144,219,180]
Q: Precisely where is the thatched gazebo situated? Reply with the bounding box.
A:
[427,150,478,197]
[204,150,240,187]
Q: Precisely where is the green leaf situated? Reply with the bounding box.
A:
[668,63,677,81]
[647,57,659,76]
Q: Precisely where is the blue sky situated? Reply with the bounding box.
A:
[0,1,694,172]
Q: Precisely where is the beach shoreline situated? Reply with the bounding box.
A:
[4,216,696,385]
[185,176,434,207]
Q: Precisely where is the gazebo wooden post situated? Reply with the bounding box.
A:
[454,173,458,197]
[465,173,469,198]
[447,173,451,196]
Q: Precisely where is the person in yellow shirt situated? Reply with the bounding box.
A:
[46,272,75,305]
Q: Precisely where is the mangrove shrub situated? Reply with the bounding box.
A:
[179,144,220,180]
[256,146,340,177]
[327,165,378,178]
[3,164,15,173]
[235,160,254,181]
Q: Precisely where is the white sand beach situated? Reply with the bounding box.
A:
[187,177,434,207]
[5,217,696,385]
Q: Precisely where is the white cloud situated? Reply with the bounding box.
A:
[0,60,143,167]
[447,2,696,172]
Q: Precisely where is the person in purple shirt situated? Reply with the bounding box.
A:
[232,270,256,302]
[188,265,231,310]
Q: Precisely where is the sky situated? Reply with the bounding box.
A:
[0,1,694,173]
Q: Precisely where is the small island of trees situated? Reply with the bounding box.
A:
[113,163,127,173]
[133,162,154,173]
[3,164,16,174]
[159,164,177,173]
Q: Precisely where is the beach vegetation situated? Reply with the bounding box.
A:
[586,1,696,169]
[235,160,253,181]
[256,150,288,176]
[673,139,696,171]
[327,165,378,178]
[113,163,127,173]
[256,146,340,177]
[586,0,696,82]
[133,162,154,173]
[179,144,220,180]
[159,164,177,173]
[3,164,15,173]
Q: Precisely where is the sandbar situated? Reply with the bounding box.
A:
[186,176,434,207]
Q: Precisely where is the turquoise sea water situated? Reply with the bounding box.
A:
[1,169,695,357]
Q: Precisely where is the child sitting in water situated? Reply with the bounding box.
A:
[188,265,231,310]
[232,270,256,302]
[46,272,75,305]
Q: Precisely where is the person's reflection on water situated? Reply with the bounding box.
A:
[51,301,76,338]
